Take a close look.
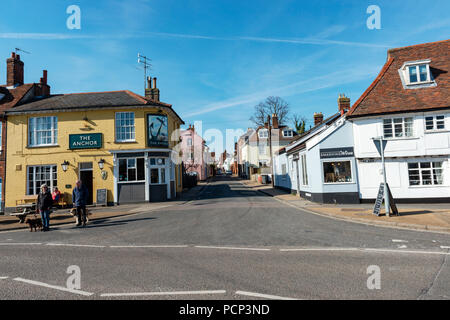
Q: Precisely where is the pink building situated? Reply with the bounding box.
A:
[180,125,210,181]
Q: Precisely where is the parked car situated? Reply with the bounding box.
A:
[226,170,232,175]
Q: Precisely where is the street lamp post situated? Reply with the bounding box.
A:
[267,115,274,187]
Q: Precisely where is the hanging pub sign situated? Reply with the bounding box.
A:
[320,147,354,159]
[147,114,169,148]
[69,133,102,150]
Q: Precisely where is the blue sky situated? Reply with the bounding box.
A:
[1,0,449,153]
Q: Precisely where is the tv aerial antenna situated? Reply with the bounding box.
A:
[15,48,31,55]
[137,53,152,91]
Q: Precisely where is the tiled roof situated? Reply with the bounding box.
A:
[8,90,171,112]
[6,90,184,124]
[348,39,450,117]
[0,84,34,113]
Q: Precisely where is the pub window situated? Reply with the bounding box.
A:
[27,165,57,195]
[28,116,58,147]
[150,168,159,184]
[118,157,145,182]
[281,164,287,175]
[425,115,445,131]
[115,112,135,142]
[323,161,353,183]
[408,161,443,186]
[383,117,413,138]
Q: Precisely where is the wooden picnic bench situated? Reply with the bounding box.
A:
[11,203,37,223]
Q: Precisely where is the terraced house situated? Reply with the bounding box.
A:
[348,40,450,202]
[0,52,51,212]
[4,76,184,211]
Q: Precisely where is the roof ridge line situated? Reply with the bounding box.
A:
[347,57,394,117]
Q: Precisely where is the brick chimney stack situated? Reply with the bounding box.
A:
[36,69,50,96]
[338,94,351,115]
[271,113,279,129]
[314,112,324,126]
[7,52,24,87]
[145,76,160,101]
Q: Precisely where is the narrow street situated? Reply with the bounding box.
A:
[1,176,449,300]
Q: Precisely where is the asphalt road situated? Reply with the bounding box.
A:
[1,176,449,300]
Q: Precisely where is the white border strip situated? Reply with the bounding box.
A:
[235,290,297,300]
[110,245,189,248]
[46,243,106,248]
[101,290,226,297]
[280,247,359,252]
[440,246,450,249]
[13,277,93,296]
[195,246,271,251]
[0,243,42,246]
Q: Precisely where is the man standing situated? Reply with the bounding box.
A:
[37,184,53,231]
[72,180,89,227]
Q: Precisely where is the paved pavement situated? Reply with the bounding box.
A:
[0,176,449,300]
[244,181,450,232]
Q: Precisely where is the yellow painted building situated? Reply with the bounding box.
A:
[5,83,184,210]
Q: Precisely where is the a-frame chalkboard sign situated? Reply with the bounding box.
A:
[373,183,399,216]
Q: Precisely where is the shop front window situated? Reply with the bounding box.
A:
[119,158,145,182]
[323,161,352,183]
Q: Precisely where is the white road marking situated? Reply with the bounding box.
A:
[235,291,298,300]
[280,247,359,252]
[364,248,450,256]
[392,239,408,243]
[195,246,271,251]
[397,245,408,249]
[0,242,42,246]
[110,245,189,248]
[13,277,93,296]
[46,243,105,248]
[440,246,450,249]
[0,276,9,280]
[100,290,226,297]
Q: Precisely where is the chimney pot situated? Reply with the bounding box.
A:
[314,112,324,126]
[6,51,24,86]
[271,113,279,129]
[337,94,351,115]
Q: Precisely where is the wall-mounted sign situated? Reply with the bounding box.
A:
[147,114,169,148]
[320,147,354,159]
[69,133,102,150]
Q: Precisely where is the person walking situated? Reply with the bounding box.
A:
[37,184,53,232]
[72,180,89,227]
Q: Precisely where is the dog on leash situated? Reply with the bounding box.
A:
[69,207,92,224]
[26,217,43,232]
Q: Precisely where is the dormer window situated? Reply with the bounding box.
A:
[258,129,268,139]
[399,59,435,89]
[408,64,429,84]
[282,130,293,137]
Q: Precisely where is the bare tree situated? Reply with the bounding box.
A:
[249,96,290,128]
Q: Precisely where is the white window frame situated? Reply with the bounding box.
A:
[28,116,58,147]
[118,157,145,183]
[27,165,58,195]
[149,157,167,185]
[322,160,354,185]
[408,161,444,187]
[424,115,445,132]
[282,130,293,138]
[383,117,414,139]
[407,64,431,84]
[258,129,268,139]
[187,137,193,146]
[301,154,309,186]
[115,112,135,142]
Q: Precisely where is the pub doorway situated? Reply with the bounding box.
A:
[79,162,94,205]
